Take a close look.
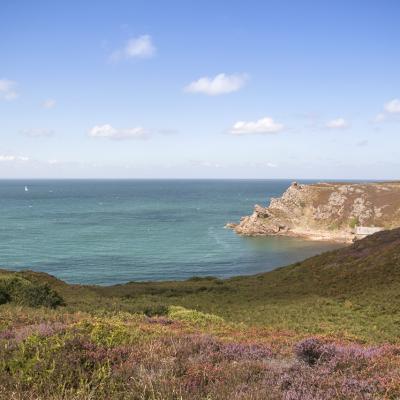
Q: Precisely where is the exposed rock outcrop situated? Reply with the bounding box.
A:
[227,181,400,242]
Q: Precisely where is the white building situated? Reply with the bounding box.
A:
[354,226,384,240]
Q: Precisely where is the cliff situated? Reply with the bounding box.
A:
[227,181,400,242]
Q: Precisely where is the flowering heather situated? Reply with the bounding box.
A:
[0,322,66,343]
[0,316,398,400]
[295,337,384,367]
[219,342,273,361]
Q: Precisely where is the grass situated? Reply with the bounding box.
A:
[1,228,400,398]
[23,227,398,343]
[349,216,360,229]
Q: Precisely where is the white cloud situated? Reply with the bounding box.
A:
[0,155,29,162]
[325,118,348,129]
[373,113,386,123]
[230,117,284,135]
[373,99,400,123]
[42,99,56,109]
[384,98,400,114]
[110,35,156,62]
[184,73,247,96]
[89,124,148,140]
[21,128,54,138]
[0,79,18,100]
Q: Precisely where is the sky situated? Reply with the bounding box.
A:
[1,0,399,179]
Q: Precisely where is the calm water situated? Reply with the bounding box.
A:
[0,180,342,285]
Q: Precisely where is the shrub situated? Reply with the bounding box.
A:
[187,276,218,282]
[0,286,10,304]
[18,282,65,308]
[168,306,224,326]
[143,304,169,317]
[294,338,325,365]
[0,276,64,308]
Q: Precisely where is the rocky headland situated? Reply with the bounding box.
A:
[227,181,400,242]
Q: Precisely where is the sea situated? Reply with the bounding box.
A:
[0,179,343,285]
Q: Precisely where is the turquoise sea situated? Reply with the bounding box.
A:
[0,180,343,285]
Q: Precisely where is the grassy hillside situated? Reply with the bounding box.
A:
[1,229,400,399]
[7,227,399,342]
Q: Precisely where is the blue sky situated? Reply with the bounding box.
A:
[1,0,399,179]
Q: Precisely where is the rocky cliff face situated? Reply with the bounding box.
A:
[228,181,400,242]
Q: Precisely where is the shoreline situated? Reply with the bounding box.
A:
[232,228,354,244]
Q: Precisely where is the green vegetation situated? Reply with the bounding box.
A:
[1,228,400,398]
[349,216,360,229]
[0,275,64,308]
[22,227,395,343]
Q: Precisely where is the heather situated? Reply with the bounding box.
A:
[1,228,400,398]
[0,310,399,400]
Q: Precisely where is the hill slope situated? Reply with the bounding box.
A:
[95,227,400,341]
[2,227,400,342]
[1,229,400,399]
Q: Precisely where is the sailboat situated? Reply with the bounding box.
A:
[24,186,29,192]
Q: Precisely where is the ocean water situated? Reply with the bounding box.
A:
[0,179,343,285]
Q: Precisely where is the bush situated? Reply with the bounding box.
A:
[0,286,10,304]
[0,276,65,308]
[168,306,224,327]
[143,304,169,317]
[17,283,65,308]
[187,276,218,282]
[294,338,325,365]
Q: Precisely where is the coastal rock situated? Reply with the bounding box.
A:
[229,181,400,242]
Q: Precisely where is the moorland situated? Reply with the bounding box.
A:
[1,228,400,399]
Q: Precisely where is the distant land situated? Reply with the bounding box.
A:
[228,181,400,242]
